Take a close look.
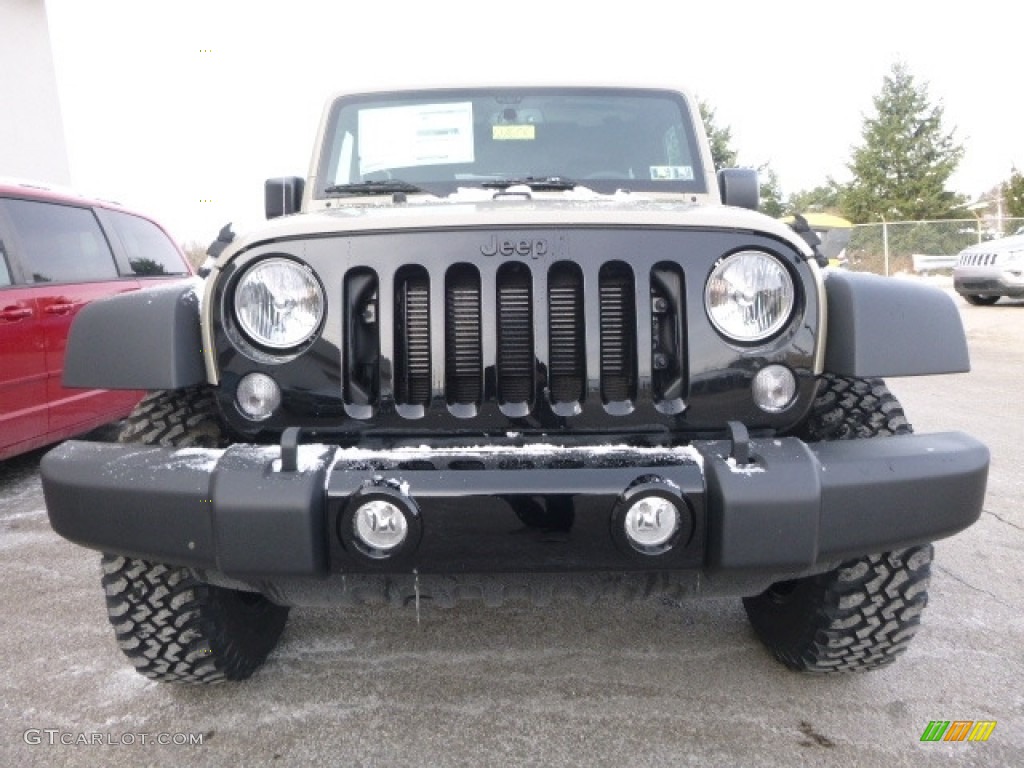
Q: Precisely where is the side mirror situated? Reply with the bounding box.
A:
[265,177,304,219]
[717,168,759,210]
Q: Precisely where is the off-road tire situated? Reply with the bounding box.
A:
[962,294,999,306]
[743,374,931,673]
[792,373,912,442]
[117,388,226,448]
[100,387,289,683]
[102,555,289,683]
[743,546,933,673]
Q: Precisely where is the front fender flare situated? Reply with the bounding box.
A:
[823,270,970,377]
[63,281,207,390]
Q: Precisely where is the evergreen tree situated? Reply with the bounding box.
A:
[787,183,842,216]
[698,100,737,171]
[758,165,785,217]
[840,62,965,223]
[698,99,781,215]
[1003,167,1024,219]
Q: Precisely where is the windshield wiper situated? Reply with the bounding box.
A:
[324,180,431,196]
[481,176,578,191]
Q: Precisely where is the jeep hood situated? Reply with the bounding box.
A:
[960,232,1024,255]
[223,197,812,261]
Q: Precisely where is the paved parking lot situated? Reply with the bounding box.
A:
[1,290,1021,767]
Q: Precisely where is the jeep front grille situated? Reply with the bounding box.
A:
[342,260,687,420]
[958,252,1002,267]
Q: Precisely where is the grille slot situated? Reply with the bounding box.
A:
[445,265,483,406]
[394,267,431,407]
[547,262,586,404]
[496,262,534,406]
[599,262,637,403]
[651,262,686,405]
[343,268,379,408]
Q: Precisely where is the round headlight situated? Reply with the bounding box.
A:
[705,251,795,342]
[235,258,324,349]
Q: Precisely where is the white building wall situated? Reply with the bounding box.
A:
[0,0,70,184]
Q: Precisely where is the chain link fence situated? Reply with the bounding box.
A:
[845,217,1024,275]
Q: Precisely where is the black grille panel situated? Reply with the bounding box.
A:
[347,258,685,418]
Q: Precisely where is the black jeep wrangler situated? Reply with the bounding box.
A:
[41,86,989,682]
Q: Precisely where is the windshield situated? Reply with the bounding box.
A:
[315,87,707,198]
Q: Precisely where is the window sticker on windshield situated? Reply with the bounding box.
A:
[493,125,536,141]
[358,102,475,174]
[650,165,694,180]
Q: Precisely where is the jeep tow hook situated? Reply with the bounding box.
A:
[725,421,752,465]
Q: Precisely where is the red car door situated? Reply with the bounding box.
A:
[1,198,141,439]
[0,249,47,458]
[39,281,141,434]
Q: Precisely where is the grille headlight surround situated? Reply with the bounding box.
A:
[705,250,795,342]
[234,258,325,350]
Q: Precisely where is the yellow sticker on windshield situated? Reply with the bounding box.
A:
[493,125,536,141]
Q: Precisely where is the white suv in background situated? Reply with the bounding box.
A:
[954,226,1024,305]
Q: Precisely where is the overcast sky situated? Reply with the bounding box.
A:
[45,0,1022,245]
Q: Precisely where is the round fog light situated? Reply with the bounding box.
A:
[354,500,409,553]
[236,372,281,421]
[624,496,680,551]
[752,365,796,413]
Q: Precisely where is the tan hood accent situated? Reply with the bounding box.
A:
[223,198,812,260]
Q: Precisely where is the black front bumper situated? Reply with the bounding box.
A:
[41,431,989,585]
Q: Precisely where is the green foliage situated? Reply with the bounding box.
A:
[698,100,737,171]
[758,165,785,217]
[1003,168,1024,218]
[698,99,782,215]
[787,184,841,215]
[840,62,965,223]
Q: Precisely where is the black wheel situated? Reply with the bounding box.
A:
[743,374,932,673]
[100,388,289,683]
[962,294,999,306]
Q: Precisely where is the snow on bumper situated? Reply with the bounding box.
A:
[41,433,988,580]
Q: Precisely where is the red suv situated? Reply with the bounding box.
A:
[0,180,193,460]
